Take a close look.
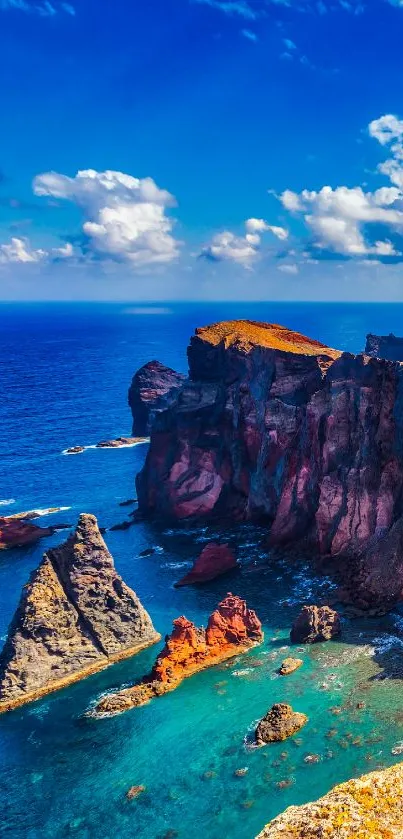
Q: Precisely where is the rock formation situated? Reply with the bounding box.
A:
[290,605,341,644]
[0,509,69,550]
[94,593,263,716]
[365,332,403,361]
[137,319,403,609]
[174,543,238,587]
[278,657,303,675]
[256,763,403,838]
[0,514,160,713]
[96,436,147,448]
[128,360,186,436]
[255,703,308,745]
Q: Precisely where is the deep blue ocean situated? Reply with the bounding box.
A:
[2,301,403,839]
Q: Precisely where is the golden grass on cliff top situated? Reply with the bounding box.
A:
[196,320,341,359]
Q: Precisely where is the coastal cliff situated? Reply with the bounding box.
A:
[256,763,403,838]
[136,319,403,609]
[0,514,160,713]
[128,360,185,435]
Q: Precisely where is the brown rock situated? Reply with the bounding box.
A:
[174,543,238,587]
[96,436,148,448]
[126,785,145,800]
[94,593,263,717]
[0,514,160,713]
[278,657,303,676]
[290,605,341,644]
[255,703,308,746]
[65,446,85,455]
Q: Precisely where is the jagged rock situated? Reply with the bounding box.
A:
[94,593,263,716]
[290,605,341,644]
[0,514,160,713]
[96,436,147,448]
[278,657,303,676]
[136,319,403,610]
[174,543,238,587]
[256,763,403,838]
[109,520,134,531]
[255,703,308,745]
[128,360,186,436]
[365,332,403,361]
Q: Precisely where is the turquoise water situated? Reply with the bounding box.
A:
[2,302,403,839]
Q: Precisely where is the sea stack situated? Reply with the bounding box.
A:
[94,593,263,716]
[0,514,160,713]
[128,360,186,436]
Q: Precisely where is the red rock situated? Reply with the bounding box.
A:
[0,516,54,550]
[174,543,237,587]
[136,319,403,610]
[290,605,341,644]
[128,360,186,436]
[94,593,263,716]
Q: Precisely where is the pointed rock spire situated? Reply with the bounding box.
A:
[0,514,160,713]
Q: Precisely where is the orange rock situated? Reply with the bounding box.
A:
[174,543,238,587]
[126,785,145,800]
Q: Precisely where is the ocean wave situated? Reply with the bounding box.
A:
[62,440,149,455]
[30,506,71,517]
[0,498,15,507]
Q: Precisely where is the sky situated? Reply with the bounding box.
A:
[2,0,403,300]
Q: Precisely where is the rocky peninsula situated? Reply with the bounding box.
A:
[94,593,263,716]
[257,763,403,838]
[0,514,160,713]
[136,319,403,610]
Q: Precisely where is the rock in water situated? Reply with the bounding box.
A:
[136,319,403,610]
[255,703,308,745]
[290,605,341,644]
[0,514,160,713]
[278,657,303,676]
[94,593,263,716]
[128,360,186,436]
[256,763,403,838]
[365,332,403,361]
[174,543,238,587]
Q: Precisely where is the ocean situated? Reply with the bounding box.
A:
[1,301,403,839]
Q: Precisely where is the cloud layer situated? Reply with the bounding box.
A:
[200,217,288,267]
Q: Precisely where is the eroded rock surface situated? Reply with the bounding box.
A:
[255,702,308,745]
[94,593,263,716]
[365,332,403,361]
[290,605,341,644]
[0,514,160,712]
[278,657,303,676]
[256,763,403,838]
[174,543,237,587]
[128,360,186,436]
[137,319,403,609]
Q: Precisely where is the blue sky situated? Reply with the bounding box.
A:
[2,0,403,299]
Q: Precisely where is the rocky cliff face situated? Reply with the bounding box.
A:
[137,319,403,609]
[0,514,160,713]
[94,593,263,716]
[256,763,403,838]
[365,332,403,361]
[128,360,186,435]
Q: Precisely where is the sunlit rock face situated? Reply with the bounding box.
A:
[137,319,403,609]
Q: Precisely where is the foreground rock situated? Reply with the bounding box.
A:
[174,543,238,587]
[94,593,263,716]
[0,514,160,713]
[137,319,403,609]
[255,703,308,745]
[257,763,403,838]
[128,360,186,436]
[278,657,303,676]
[96,436,148,448]
[365,332,403,361]
[0,508,69,550]
[291,605,341,644]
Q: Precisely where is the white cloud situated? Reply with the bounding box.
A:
[192,0,258,19]
[33,169,180,268]
[0,0,74,15]
[241,28,257,40]
[278,263,299,274]
[0,237,46,264]
[200,217,289,267]
[368,114,403,146]
[283,38,297,49]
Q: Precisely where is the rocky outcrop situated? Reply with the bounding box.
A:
[137,319,403,609]
[278,657,303,675]
[256,763,403,838]
[0,514,160,713]
[365,332,403,361]
[255,703,308,745]
[94,593,263,716]
[290,605,341,644]
[128,360,186,436]
[96,436,147,448]
[174,543,237,587]
[0,509,69,550]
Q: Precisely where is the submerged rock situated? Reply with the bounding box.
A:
[128,360,186,436]
[365,332,403,361]
[174,543,238,587]
[137,319,403,610]
[290,605,341,644]
[278,657,303,676]
[65,446,85,455]
[94,593,263,716]
[96,436,148,448]
[126,785,146,800]
[256,763,403,838]
[255,703,308,746]
[0,514,160,713]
